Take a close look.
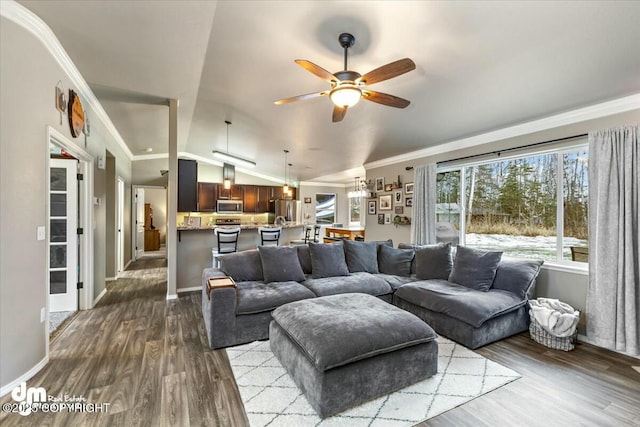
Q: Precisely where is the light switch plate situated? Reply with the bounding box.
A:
[37,226,46,241]
[40,308,45,323]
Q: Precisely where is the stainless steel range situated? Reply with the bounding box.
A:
[215,218,241,226]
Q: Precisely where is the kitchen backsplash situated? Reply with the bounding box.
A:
[178,212,272,226]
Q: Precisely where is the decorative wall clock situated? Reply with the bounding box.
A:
[67,89,85,138]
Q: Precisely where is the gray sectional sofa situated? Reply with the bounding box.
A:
[201,240,543,350]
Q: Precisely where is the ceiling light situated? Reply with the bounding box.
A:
[330,83,362,108]
[287,163,293,197]
[348,176,369,198]
[212,120,256,168]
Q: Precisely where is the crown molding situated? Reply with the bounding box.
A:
[364,93,640,170]
[300,181,348,188]
[1,1,134,160]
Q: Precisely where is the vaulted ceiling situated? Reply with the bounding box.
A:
[19,1,640,183]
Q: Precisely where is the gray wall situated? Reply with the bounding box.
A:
[0,17,132,391]
[365,109,640,337]
[298,184,348,226]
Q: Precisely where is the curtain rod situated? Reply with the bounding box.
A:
[436,133,588,166]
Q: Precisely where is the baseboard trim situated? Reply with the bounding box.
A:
[577,334,640,360]
[93,288,107,306]
[105,276,117,282]
[0,355,49,397]
[123,259,132,271]
[166,294,178,300]
[177,286,200,294]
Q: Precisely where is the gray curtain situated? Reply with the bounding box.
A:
[586,125,639,357]
[411,163,437,244]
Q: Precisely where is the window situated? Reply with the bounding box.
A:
[436,146,588,264]
[315,193,336,224]
[349,196,361,225]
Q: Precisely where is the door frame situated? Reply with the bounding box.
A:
[117,177,125,274]
[46,126,94,318]
[131,185,165,260]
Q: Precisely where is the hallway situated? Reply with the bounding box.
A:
[0,257,248,427]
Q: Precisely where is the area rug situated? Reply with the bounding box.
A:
[228,337,520,426]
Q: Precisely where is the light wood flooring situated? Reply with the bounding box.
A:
[1,257,639,426]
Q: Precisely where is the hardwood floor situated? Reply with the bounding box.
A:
[1,258,638,426]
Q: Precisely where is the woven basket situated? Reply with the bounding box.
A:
[529,317,577,351]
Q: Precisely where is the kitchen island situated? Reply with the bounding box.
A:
[176,223,305,292]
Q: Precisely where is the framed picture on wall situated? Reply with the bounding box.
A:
[405,197,413,207]
[384,184,393,192]
[304,197,312,203]
[368,200,376,215]
[395,206,404,214]
[377,213,385,224]
[394,190,402,204]
[375,177,385,191]
[405,182,414,194]
[379,194,392,211]
[384,213,391,224]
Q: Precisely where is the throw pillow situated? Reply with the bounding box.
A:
[415,243,453,280]
[378,244,414,276]
[257,246,306,283]
[309,241,349,279]
[296,245,312,274]
[343,239,379,273]
[492,257,544,299]
[448,245,503,291]
[219,249,263,282]
[398,242,425,274]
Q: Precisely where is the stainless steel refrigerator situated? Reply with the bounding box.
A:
[274,200,298,222]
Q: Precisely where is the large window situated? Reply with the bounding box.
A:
[436,146,588,264]
[349,196,361,225]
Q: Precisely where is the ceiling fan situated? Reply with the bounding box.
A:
[274,33,416,122]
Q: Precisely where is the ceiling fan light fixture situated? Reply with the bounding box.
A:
[330,84,362,108]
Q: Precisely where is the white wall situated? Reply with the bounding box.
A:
[298,183,348,226]
[0,15,132,392]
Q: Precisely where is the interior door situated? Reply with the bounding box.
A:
[135,187,145,258]
[49,158,78,313]
[117,178,125,272]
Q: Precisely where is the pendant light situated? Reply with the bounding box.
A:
[223,121,232,189]
[283,150,289,194]
[287,163,293,197]
[213,120,256,168]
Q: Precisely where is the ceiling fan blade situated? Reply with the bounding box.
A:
[358,58,416,86]
[362,90,411,108]
[295,60,337,82]
[274,91,328,105]
[332,105,347,122]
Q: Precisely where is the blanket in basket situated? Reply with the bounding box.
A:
[529,298,579,338]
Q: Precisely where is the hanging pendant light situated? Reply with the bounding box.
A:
[283,150,289,194]
[213,120,256,168]
[287,163,293,197]
[222,121,233,189]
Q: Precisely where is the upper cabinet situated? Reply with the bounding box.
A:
[178,159,198,212]
[217,184,242,200]
[243,185,258,212]
[198,182,217,211]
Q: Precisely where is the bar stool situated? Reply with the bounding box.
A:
[312,225,321,243]
[212,227,240,268]
[290,225,312,245]
[258,226,281,246]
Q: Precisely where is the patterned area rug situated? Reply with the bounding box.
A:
[228,337,520,426]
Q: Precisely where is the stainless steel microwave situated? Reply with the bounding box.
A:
[217,200,243,214]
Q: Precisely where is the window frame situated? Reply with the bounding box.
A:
[436,142,589,270]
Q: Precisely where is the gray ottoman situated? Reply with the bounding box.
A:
[269,293,438,418]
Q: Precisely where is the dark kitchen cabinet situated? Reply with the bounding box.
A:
[243,185,258,212]
[198,182,217,211]
[178,159,197,212]
[257,186,272,213]
[216,184,242,200]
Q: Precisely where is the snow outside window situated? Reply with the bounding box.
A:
[436,147,588,264]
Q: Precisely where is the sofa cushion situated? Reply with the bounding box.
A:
[219,249,263,282]
[492,257,544,299]
[378,244,414,277]
[376,273,420,291]
[309,242,349,278]
[415,243,452,280]
[343,239,379,273]
[395,280,525,327]
[302,272,391,297]
[398,243,425,274]
[271,293,437,370]
[448,246,502,291]
[236,281,316,315]
[296,245,312,274]
[258,245,306,283]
